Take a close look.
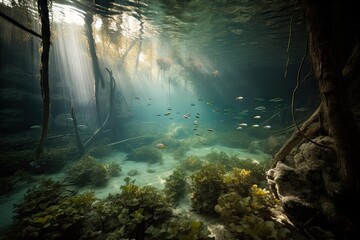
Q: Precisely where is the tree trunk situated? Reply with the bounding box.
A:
[34,0,51,161]
[302,0,359,188]
[85,14,104,127]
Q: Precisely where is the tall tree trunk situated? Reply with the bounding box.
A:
[34,0,51,161]
[302,0,359,188]
[85,14,104,127]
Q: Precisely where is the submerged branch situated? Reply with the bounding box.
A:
[0,11,42,40]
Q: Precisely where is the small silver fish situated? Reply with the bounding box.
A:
[263,125,271,129]
[269,97,283,102]
[254,106,265,111]
[207,129,214,132]
[253,115,261,119]
[235,96,243,100]
[239,123,248,127]
[236,126,243,130]
[252,124,260,128]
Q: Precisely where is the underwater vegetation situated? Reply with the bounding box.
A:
[65,154,121,187]
[125,145,163,164]
[163,166,187,205]
[4,177,214,240]
[185,152,291,239]
[190,163,226,214]
[180,155,204,171]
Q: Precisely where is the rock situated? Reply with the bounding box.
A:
[127,169,138,176]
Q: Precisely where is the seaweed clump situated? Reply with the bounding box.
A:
[84,177,213,239]
[163,166,187,205]
[190,163,226,214]
[6,178,214,240]
[125,146,163,164]
[7,179,96,240]
[66,154,121,187]
[180,155,204,171]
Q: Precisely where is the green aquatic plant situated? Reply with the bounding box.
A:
[190,163,226,214]
[172,143,191,160]
[236,214,291,240]
[146,216,214,240]
[205,151,229,166]
[164,166,187,205]
[66,154,121,187]
[125,145,163,164]
[180,155,204,171]
[17,192,96,240]
[222,167,253,196]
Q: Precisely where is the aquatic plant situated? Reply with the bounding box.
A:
[146,216,214,240]
[125,145,163,164]
[164,166,187,205]
[180,155,204,171]
[16,192,96,240]
[86,178,173,239]
[104,162,122,177]
[205,151,229,166]
[172,143,190,160]
[14,179,71,219]
[190,163,226,214]
[222,167,253,196]
[235,214,291,240]
[66,154,121,187]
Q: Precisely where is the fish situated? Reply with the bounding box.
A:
[198,98,203,101]
[236,126,243,130]
[253,115,261,119]
[77,124,88,129]
[252,124,260,128]
[30,125,41,129]
[156,114,161,116]
[155,143,167,149]
[195,115,200,118]
[212,109,221,113]
[195,133,201,136]
[207,129,214,132]
[239,123,248,127]
[263,125,271,129]
[235,96,244,100]
[183,113,190,119]
[193,120,199,125]
[167,107,172,110]
[254,97,265,101]
[163,112,171,116]
[269,97,283,102]
[193,128,198,131]
[239,110,249,115]
[295,107,309,112]
[176,112,181,114]
[206,101,214,105]
[212,70,219,77]
[196,112,200,115]
[135,96,140,99]
[254,106,266,111]
[190,103,196,106]
[65,117,73,121]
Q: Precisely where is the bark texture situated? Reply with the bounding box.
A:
[34,0,50,161]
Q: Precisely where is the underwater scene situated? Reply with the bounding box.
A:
[1,0,360,239]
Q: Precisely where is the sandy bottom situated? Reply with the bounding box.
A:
[0,145,271,232]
